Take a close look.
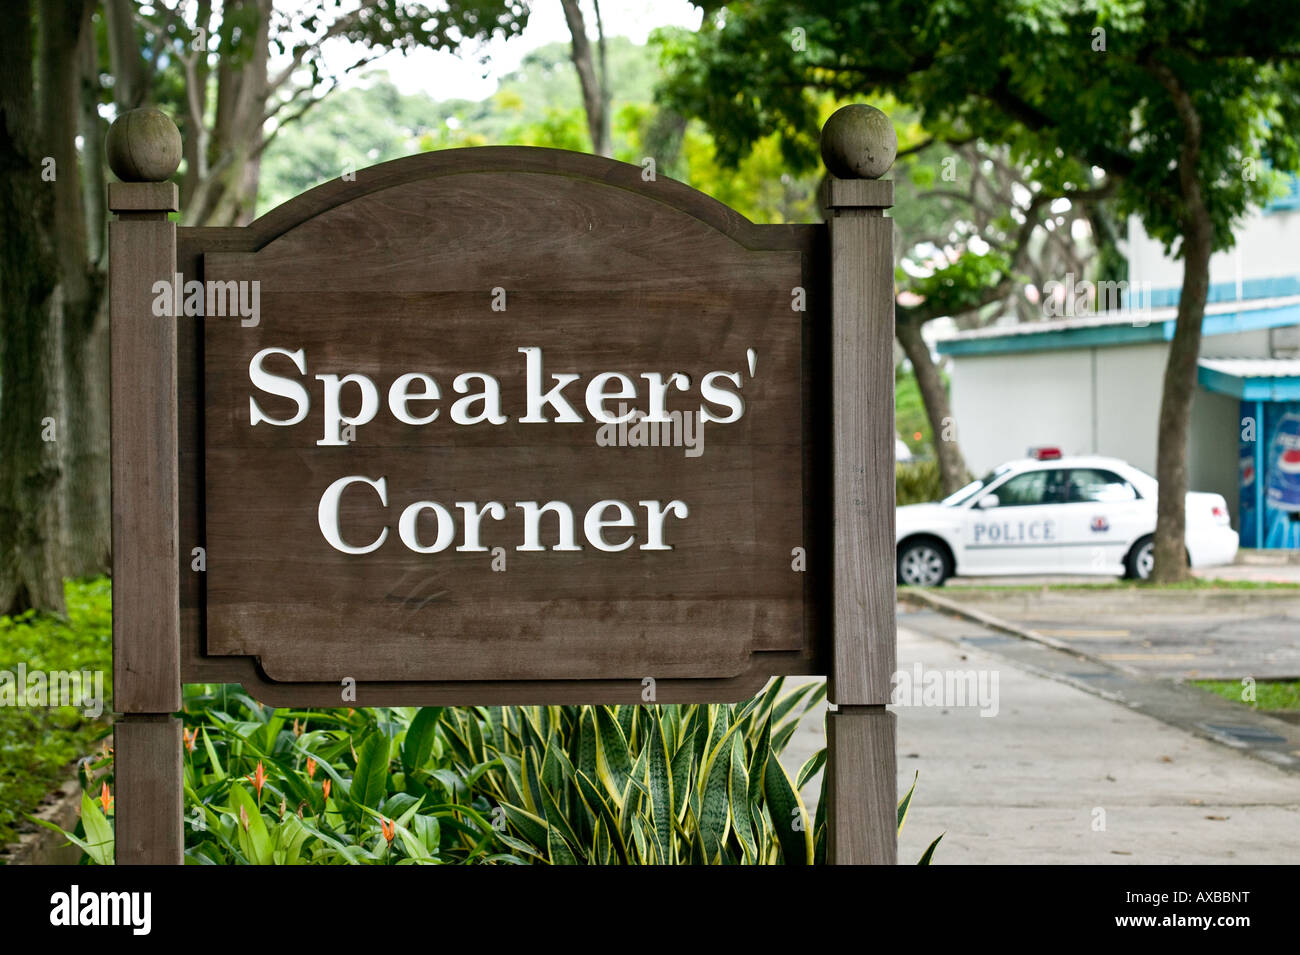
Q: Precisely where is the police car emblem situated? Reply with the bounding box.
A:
[1090,515,1109,532]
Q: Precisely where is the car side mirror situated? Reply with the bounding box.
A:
[977,494,999,509]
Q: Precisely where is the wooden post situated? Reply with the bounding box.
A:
[819,105,899,865]
[106,108,184,865]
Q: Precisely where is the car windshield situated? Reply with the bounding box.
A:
[940,467,1008,507]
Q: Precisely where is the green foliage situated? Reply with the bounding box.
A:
[259,35,831,227]
[908,250,1014,317]
[0,578,111,847]
[895,367,933,456]
[897,460,947,506]
[657,0,1300,258]
[46,678,941,865]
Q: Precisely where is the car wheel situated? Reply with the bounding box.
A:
[1125,535,1155,581]
[898,539,951,587]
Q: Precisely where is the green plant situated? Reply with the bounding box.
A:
[442,680,826,864]
[896,459,946,506]
[43,680,942,865]
[0,577,112,848]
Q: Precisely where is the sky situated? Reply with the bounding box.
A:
[320,0,703,102]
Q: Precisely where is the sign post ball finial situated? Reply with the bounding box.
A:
[820,104,897,180]
[106,108,182,183]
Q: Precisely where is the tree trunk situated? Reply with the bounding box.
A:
[192,0,270,226]
[43,0,110,578]
[1151,65,1211,584]
[0,0,66,615]
[897,314,968,495]
[560,0,611,157]
[104,0,148,111]
[1152,221,1211,582]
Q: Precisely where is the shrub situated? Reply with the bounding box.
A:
[47,680,941,864]
[0,578,112,848]
[896,459,945,506]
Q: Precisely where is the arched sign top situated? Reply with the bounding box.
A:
[239,145,794,254]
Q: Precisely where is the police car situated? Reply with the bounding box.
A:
[896,448,1239,586]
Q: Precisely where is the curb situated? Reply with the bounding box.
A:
[0,773,85,866]
[899,587,1146,677]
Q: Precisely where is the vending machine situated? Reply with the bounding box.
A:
[1240,400,1300,549]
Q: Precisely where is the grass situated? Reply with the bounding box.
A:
[0,577,112,851]
[1192,679,1300,711]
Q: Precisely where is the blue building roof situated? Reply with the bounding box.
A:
[936,287,1300,357]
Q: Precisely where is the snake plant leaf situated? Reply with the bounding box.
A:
[547,824,579,865]
[898,771,919,833]
[762,742,813,865]
[501,803,549,847]
[917,832,944,865]
[539,778,585,862]
[594,706,633,808]
[646,708,674,862]
[796,749,827,791]
[728,731,757,863]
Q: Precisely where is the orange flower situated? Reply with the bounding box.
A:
[246,761,268,801]
[322,778,332,801]
[305,757,317,779]
[380,817,396,844]
[181,728,197,753]
[292,718,302,737]
[98,782,113,814]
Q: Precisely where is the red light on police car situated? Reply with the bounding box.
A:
[1029,446,1063,460]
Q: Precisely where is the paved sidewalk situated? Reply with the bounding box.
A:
[781,626,1300,864]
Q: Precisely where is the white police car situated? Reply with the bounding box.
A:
[896,448,1239,586]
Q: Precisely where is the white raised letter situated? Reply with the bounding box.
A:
[516,501,581,551]
[585,500,635,552]
[640,500,689,550]
[518,347,583,423]
[585,372,638,423]
[249,347,310,427]
[700,370,744,424]
[388,373,440,425]
[319,476,388,554]
[398,501,456,553]
[450,373,506,425]
[456,501,506,552]
[316,373,380,445]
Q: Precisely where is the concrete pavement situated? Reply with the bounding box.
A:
[922,586,1300,680]
[781,625,1300,864]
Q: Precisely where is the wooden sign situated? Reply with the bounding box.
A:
[191,149,823,693]
[109,105,899,865]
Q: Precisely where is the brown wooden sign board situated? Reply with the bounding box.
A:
[110,106,898,864]
[177,148,830,703]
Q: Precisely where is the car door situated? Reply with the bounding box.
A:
[960,468,1067,575]
[1055,467,1147,574]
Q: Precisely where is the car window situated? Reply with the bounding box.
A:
[991,469,1067,506]
[942,466,1010,507]
[1066,469,1138,503]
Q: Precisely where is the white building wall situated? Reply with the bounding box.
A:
[1128,207,1300,293]
[1189,389,1242,525]
[950,349,1095,475]
[1092,343,1167,474]
[1200,328,1273,359]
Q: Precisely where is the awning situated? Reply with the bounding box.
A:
[1199,358,1300,400]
